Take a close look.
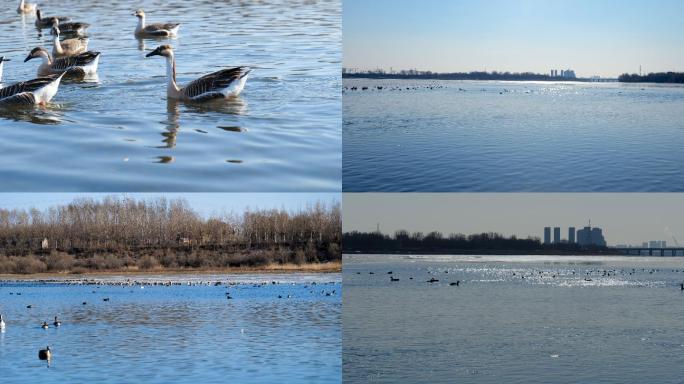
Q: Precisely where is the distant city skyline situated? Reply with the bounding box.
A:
[343,194,684,246]
[344,0,684,78]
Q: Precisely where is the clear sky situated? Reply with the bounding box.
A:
[0,193,340,218]
[343,194,684,246]
[344,0,684,77]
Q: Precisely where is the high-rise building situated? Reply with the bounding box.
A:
[568,227,576,244]
[577,224,606,247]
[553,227,561,243]
[544,227,551,244]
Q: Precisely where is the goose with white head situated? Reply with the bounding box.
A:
[17,0,36,14]
[134,9,180,37]
[146,45,250,102]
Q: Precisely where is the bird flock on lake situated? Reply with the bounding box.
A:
[1,1,251,106]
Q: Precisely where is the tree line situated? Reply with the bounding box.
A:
[0,197,341,273]
[618,72,684,83]
[343,230,617,255]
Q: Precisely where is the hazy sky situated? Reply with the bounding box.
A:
[0,193,339,217]
[344,0,684,77]
[343,194,684,246]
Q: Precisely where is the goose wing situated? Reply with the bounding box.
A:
[145,23,179,32]
[0,77,56,100]
[52,51,100,71]
[60,22,89,31]
[182,67,249,100]
[0,92,36,105]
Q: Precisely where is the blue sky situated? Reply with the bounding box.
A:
[344,0,684,77]
[0,193,340,217]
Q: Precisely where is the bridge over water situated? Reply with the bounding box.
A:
[613,248,684,256]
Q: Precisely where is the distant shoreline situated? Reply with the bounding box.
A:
[342,73,617,82]
[0,261,341,279]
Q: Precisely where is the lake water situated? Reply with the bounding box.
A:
[343,79,684,191]
[0,0,341,191]
[343,254,684,383]
[0,273,341,383]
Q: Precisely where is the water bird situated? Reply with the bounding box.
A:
[38,346,51,360]
[41,321,49,329]
[134,9,180,37]
[34,9,70,28]
[0,73,66,106]
[145,45,250,101]
[0,314,5,330]
[51,26,89,58]
[450,281,460,286]
[24,47,100,77]
[17,0,36,14]
[427,278,439,283]
[53,316,61,327]
[680,283,683,290]
[26,305,32,309]
[390,277,399,282]
[103,297,110,301]
[0,56,9,83]
[51,18,90,36]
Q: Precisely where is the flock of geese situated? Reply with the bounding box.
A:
[0,1,251,105]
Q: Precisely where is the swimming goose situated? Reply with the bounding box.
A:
[51,26,89,58]
[146,45,250,101]
[53,316,61,327]
[25,47,100,77]
[51,18,90,36]
[35,9,70,28]
[41,321,49,329]
[38,346,51,360]
[0,314,5,330]
[0,73,65,105]
[0,57,9,83]
[17,0,36,14]
[134,9,180,37]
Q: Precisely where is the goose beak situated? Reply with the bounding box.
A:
[146,50,160,58]
[24,55,33,62]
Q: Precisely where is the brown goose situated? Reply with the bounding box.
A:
[34,9,70,28]
[17,0,36,14]
[145,45,250,102]
[51,26,89,58]
[134,9,180,37]
[51,18,90,36]
[0,71,66,106]
[24,47,100,77]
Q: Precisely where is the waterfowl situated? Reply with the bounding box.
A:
[35,9,70,28]
[427,278,439,283]
[38,346,51,360]
[390,276,400,282]
[41,321,49,329]
[51,26,89,58]
[0,314,5,330]
[0,57,9,83]
[24,47,100,77]
[51,18,90,36]
[1,72,65,106]
[134,9,180,37]
[146,45,250,101]
[53,316,61,327]
[17,0,36,14]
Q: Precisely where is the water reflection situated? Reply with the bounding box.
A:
[136,36,177,52]
[0,104,63,125]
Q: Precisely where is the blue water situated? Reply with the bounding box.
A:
[0,273,341,383]
[343,79,684,191]
[343,254,684,383]
[0,0,341,191]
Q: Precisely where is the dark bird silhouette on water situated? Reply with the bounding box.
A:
[38,346,51,360]
[427,278,439,283]
[450,281,460,286]
[390,277,399,282]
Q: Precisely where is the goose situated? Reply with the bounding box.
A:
[35,9,70,28]
[0,314,5,330]
[53,316,61,327]
[24,47,100,77]
[145,45,250,101]
[0,74,64,106]
[41,321,49,329]
[51,26,88,58]
[17,0,36,14]
[0,57,9,83]
[51,18,90,36]
[38,346,51,360]
[134,9,180,37]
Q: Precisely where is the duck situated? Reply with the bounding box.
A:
[51,18,90,36]
[53,316,61,327]
[0,314,5,330]
[41,321,49,329]
[0,56,9,83]
[38,346,51,360]
[17,0,36,14]
[35,9,70,28]
[51,26,89,58]
[0,73,64,104]
[145,45,250,102]
[24,47,100,77]
[134,9,180,37]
